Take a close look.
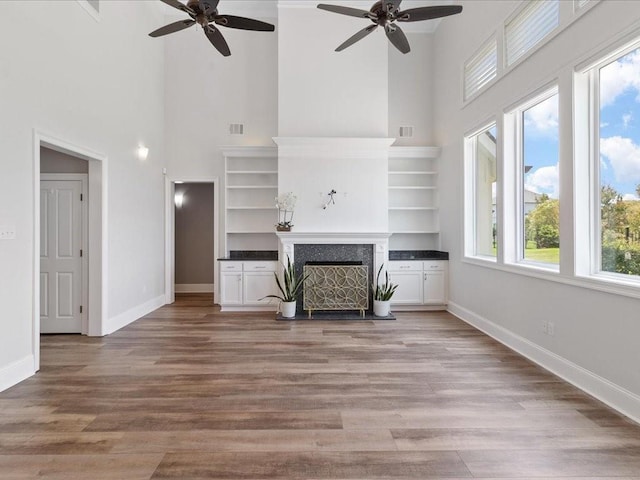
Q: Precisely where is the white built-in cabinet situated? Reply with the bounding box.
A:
[389,260,448,310]
[388,146,441,251]
[222,147,278,254]
[219,261,278,311]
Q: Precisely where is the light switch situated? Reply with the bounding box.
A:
[0,226,16,240]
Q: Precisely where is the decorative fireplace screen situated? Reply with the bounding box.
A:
[303,264,369,317]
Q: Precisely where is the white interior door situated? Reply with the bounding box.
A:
[40,179,84,333]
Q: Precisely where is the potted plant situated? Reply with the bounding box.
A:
[372,264,397,317]
[275,192,297,231]
[260,256,308,318]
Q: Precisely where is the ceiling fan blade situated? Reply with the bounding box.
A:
[396,5,463,22]
[149,19,195,37]
[385,24,410,54]
[204,25,231,56]
[317,4,370,18]
[384,0,403,14]
[160,0,194,15]
[214,15,275,32]
[201,0,220,16]
[335,24,378,52]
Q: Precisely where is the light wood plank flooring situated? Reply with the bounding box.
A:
[1,293,639,479]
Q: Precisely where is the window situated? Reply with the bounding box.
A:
[505,0,559,67]
[464,37,498,101]
[465,123,498,259]
[596,44,640,279]
[509,89,560,266]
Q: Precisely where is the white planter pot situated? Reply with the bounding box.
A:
[281,301,297,318]
[373,300,391,317]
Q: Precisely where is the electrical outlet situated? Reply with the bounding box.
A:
[0,226,16,240]
[542,321,548,334]
[547,321,555,336]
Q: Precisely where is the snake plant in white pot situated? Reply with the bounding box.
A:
[372,264,397,317]
[260,256,308,318]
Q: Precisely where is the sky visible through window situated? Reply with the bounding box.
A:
[600,48,640,200]
[523,94,560,198]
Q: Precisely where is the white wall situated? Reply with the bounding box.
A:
[278,4,389,137]
[0,0,165,389]
[389,32,433,145]
[163,11,278,256]
[276,137,391,232]
[433,0,640,418]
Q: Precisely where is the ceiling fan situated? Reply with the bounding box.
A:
[149,0,275,57]
[317,1,462,54]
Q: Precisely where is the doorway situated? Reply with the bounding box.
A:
[34,132,107,370]
[165,178,219,305]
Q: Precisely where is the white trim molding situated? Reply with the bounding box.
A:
[175,284,215,293]
[448,301,640,424]
[0,355,35,393]
[105,294,165,335]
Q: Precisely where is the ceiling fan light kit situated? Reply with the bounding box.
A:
[317,0,463,54]
[149,0,461,56]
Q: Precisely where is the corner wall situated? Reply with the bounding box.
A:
[433,0,640,420]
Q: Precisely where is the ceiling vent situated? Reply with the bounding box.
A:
[229,123,244,135]
[399,126,414,138]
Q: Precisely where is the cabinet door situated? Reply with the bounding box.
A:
[390,271,424,304]
[423,271,446,305]
[220,272,243,305]
[243,272,277,306]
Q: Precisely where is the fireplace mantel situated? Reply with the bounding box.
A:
[276,232,391,275]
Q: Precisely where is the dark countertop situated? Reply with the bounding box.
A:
[219,250,448,261]
[389,250,449,260]
[218,250,278,262]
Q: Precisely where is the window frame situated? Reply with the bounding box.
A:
[463,35,499,102]
[504,0,560,70]
[464,120,499,262]
[584,38,640,285]
[504,85,560,271]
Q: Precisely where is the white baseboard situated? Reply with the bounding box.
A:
[104,294,165,335]
[175,284,214,293]
[220,305,278,312]
[0,355,35,392]
[447,301,640,424]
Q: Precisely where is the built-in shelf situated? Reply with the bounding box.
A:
[222,146,279,254]
[388,146,441,251]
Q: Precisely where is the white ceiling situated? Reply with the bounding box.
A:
[158,0,457,33]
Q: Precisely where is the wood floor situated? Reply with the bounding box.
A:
[1,294,639,479]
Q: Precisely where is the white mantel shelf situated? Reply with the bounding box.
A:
[276,232,392,242]
[276,232,391,275]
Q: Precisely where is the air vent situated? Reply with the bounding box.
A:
[399,126,414,138]
[229,123,244,135]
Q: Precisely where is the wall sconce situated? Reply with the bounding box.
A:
[137,145,149,160]
[174,192,184,208]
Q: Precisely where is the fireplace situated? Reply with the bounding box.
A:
[303,262,368,317]
[276,232,391,317]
